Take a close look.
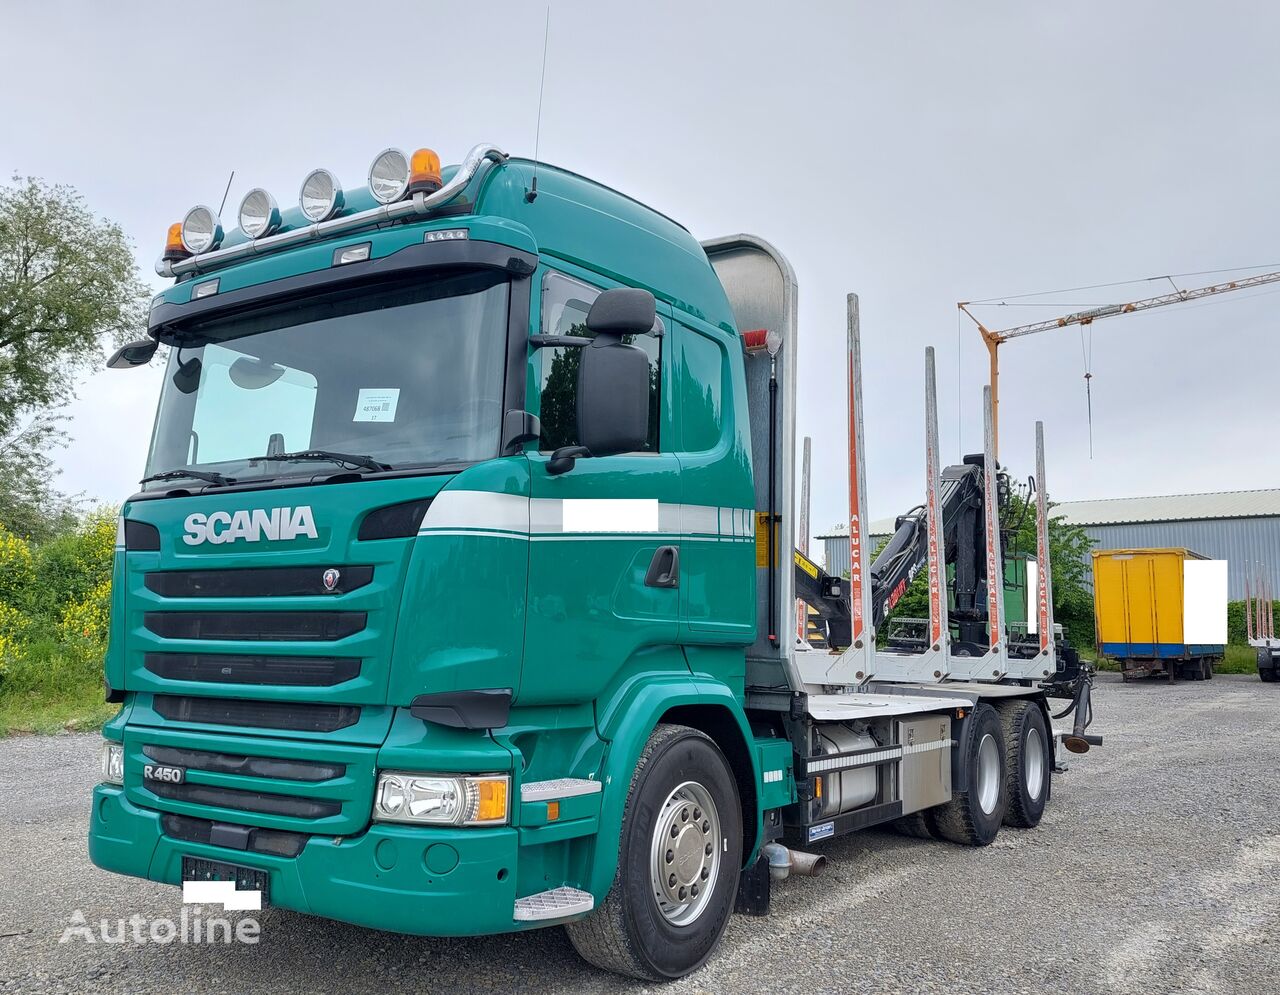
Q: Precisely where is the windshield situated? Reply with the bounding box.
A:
[144,271,510,488]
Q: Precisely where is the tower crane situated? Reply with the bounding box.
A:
[960,268,1280,456]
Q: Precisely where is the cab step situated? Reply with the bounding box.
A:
[513,886,594,922]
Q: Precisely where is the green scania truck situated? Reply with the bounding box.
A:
[91,142,1098,980]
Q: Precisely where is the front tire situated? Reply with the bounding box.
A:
[997,700,1050,828]
[926,703,1007,846]
[566,724,742,981]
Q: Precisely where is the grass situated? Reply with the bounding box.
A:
[0,639,118,736]
[1090,642,1259,676]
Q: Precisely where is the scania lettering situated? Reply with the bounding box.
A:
[182,506,318,545]
[91,142,1099,981]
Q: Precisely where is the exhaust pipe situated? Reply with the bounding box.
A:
[761,842,828,881]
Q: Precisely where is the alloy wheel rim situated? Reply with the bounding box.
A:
[976,733,1001,815]
[1024,726,1045,801]
[649,780,721,926]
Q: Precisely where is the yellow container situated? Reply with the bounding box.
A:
[1091,548,1206,656]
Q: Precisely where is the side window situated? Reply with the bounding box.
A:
[680,326,726,453]
[537,272,662,452]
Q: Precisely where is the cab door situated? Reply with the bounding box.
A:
[522,267,681,705]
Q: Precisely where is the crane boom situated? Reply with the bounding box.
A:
[960,267,1280,455]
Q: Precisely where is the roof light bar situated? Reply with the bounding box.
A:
[157,143,508,278]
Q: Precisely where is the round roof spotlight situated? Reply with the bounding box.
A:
[299,168,344,223]
[368,148,410,205]
[180,205,224,255]
[238,187,282,239]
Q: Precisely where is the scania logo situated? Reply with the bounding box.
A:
[183,506,318,546]
[322,568,341,592]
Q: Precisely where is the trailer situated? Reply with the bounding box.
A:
[1244,566,1279,681]
[1091,548,1227,680]
[91,143,1100,981]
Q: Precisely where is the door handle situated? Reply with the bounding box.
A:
[645,545,680,589]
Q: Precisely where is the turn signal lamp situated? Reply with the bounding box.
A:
[408,148,443,195]
[162,222,190,262]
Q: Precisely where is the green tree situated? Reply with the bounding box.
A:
[0,176,148,539]
[875,492,1097,647]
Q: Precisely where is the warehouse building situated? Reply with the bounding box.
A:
[1055,489,1280,600]
[815,489,1280,600]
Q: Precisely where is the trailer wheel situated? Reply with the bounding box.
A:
[997,700,1050,829]
[925,703,1006,846]
[566,724,741,981]
[1259,649,1276,682]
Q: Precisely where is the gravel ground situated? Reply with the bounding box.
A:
[2,673,1278,994]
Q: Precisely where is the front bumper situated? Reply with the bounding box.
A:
[89,786,525,936]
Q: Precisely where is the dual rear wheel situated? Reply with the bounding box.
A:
[909,700,1051,845]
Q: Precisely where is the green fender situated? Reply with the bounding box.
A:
[586,671,762,899]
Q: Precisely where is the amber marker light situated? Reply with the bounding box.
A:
[408,148,443,195]
[162,222,190,262]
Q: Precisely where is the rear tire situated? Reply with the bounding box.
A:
[566,724,741,981]
[1259,650,1276,682]
[892,811,935,839]
[926,703,1006,846]
[997,700,1050,829]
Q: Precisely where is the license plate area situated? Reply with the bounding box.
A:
[181,856,270,906]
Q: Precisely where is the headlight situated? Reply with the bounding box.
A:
[299,168,344,223]
[180,205,223,254]
[367,148,410,205]
[373,772,509,826]
[238,187,281,239]
[100,741,124,785]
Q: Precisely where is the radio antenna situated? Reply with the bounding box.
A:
[526,7,551,203]
[217,170,235,217]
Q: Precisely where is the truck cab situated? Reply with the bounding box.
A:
[91,142,1095,981]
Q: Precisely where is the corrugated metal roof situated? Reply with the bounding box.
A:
[1056,489,1280,526]
[811,489,1280,540]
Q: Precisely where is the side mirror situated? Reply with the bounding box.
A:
[576,334,650,457]
[546,288,655,475]
[106,338,158,369]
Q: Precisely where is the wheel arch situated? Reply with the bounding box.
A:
[588,676,760,899]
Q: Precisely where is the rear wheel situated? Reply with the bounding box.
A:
[566,724,741,981]
[926,703,1006,846]
[997,700,1050,828]
[1260,649,1277,682]
[892,811,935,839]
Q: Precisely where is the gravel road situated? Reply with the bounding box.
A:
[3,674,1278,994]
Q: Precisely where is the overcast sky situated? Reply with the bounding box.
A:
[2,1,1276,542]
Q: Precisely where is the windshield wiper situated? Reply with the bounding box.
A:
[140,468,236,487]
[254,449,392,473]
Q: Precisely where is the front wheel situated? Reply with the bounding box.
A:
[566,724,742,981]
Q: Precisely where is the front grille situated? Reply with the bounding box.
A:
[153,695,360,732]
[145,652,361,687]
[148,780,340,819]
[145,565,374,598]
[144,611,366,642]
[162,813,310,857]
[142,744,345,782]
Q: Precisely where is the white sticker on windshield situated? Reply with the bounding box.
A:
[354,388,400,422]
